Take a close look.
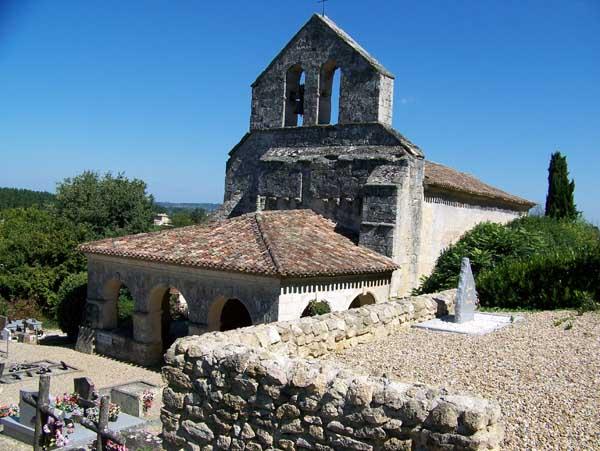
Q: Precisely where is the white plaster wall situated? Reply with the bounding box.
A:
[418,199,522,281]
[277,277,391,321]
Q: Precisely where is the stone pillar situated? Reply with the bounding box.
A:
[133,310,162,344]
[86,298,117,329]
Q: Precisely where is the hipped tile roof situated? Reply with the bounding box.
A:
[79,210,398,278]
[424,161,535,209]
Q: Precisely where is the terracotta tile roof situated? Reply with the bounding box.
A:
[424,161,535,209]
[79,210,398,278]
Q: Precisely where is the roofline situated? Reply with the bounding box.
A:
[228,123,425,159]
[251,14,394,88]
[80,247,399,279]
[424,182,536,210]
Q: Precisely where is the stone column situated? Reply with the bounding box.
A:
[86,298,117,329]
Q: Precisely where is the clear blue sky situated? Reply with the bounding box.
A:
[1,0,598,222]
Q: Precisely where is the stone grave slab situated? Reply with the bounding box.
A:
[0,360,79,384]
[413,312,523,335]
[101,380,161,417]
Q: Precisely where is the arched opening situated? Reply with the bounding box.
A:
[301,299,332,317]
[284,64,305,127]
[349,293,376,309]
[115,284,135,337]
[160,288,189,351]
[318,61,341,125]
[219,299,252,332]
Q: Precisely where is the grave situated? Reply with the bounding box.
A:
[100,380,161,418]
[0,379,147,447]
[414,257,523,335]
[0,360,79,384]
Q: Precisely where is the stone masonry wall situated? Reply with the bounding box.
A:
[161,290,504,450]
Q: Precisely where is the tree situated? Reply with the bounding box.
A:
[0,207,89,310]
[545,151,578,220]
[56,171,155,237]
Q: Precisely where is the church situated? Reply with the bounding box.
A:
[79,14,533,365]
[217,14,533,293]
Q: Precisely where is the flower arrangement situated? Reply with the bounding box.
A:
[42,416,75,449]
[105,439,129,451]
[88,438,128,451]
[0,404,19,418]
[85,402,120,423]
[54,392,79,413]
[141,390,154,415]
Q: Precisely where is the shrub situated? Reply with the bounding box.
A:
[477,248,600,310]
[0,297,45,320]
[417,216,600,298]
[416,221,543,294]
[301,300,331,317]
[55,272,88,341]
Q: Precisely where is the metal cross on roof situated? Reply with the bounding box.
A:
[318,0,329,16]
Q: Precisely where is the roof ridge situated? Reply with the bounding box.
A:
[252,14,393,88]
[253,213,284,276]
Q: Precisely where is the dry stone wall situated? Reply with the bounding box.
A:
[161,290,504,450]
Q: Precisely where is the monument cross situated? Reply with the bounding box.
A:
[317,0,329,16]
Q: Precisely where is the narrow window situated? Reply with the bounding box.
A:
[318,60,341,125]
[284,64,305,127]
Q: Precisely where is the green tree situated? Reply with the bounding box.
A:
[0,207,89,310]
[545,151,578,220]
[171,211,194,228]
[56,171,155,237]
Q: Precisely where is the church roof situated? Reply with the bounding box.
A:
[424,161,535,209]
[80,210,398,278]
[252,14,394,88]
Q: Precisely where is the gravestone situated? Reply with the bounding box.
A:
[74,377,95,401]
[75,326,96,354]
[455,257,477,323]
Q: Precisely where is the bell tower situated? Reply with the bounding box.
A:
[249,14,395,131]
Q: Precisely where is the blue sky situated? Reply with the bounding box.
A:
[1,0,598,222]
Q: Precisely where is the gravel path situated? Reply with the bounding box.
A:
[328,311,600,450]
[0,336,164,450]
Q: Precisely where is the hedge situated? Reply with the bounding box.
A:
[55,272,88,341]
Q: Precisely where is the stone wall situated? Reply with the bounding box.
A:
[161,290,504,450]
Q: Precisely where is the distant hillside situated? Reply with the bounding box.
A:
[156,202,221,212]
[0,187,55,210]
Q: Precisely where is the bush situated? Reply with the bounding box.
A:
[55,272,88,341]
[301,300,331,317]
[417,217,600,295]
[0,297,46,320]
[477,248,600,310]
[416,221,543,294]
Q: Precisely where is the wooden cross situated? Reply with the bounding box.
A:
[318,0,329,16]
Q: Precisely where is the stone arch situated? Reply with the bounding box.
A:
[97,276,137,333]
[142,284,190,351]
[318,60,342,125]
[208,297,253,332]
[284,64,306,127]
[349,292,376,309]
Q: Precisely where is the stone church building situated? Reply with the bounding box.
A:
[79,14,533,365]
[217,14,534,293]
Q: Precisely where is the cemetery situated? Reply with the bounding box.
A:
[0,7,598,451]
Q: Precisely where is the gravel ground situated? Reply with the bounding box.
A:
[328,311,600,450]
[0,334,165,450]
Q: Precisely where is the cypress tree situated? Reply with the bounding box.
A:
[545,151,577,220]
